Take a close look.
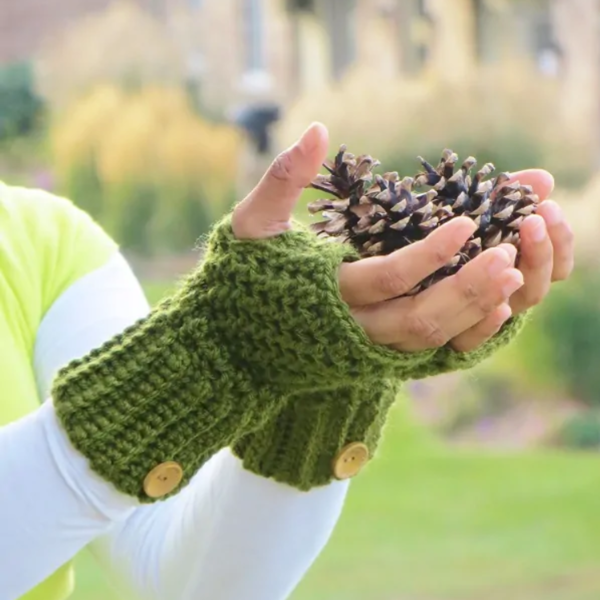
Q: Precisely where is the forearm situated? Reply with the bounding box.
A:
[0,400,136,599]
[33,251,350,600]
[90,448,349,600]
[89,381,401,600]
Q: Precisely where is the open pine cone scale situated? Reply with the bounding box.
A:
[307,145,539,295]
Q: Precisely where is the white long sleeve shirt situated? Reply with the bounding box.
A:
[0,252,349,600]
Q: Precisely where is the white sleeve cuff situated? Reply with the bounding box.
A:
[0,397,136,598]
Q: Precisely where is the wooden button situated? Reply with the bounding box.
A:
[143,461,183,498]
[332,442,369,480]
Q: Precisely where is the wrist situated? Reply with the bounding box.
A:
[53,283,278,502]
[41,400,138,514]
[410,311,531,379]
[232,380,401,491]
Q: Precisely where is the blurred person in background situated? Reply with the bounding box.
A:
[0,122,573,600]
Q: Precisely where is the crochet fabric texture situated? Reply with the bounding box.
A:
[53,216,526,500]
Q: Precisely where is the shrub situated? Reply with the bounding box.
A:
[537,268,600,408]
[52,85,241,254]
[477,265,600,411]
[277,62,592,190]
[558,411,600,450]
[0,62,44,140]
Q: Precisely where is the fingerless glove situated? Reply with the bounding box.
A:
[233,379,402,490]
[232,313,528,490]
[53,215,527,500]
[52,217,432,501]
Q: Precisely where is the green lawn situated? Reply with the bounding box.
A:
[69,402,600,600]
[68,281,600,599]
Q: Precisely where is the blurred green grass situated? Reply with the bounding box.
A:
[68,282,600,600]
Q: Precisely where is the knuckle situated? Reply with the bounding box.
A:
[405,313,448,348]
[269,150,295,183]
[430,244,452,269]
[478,300,499,316]
[376,263,412,297]
[455,273,479,302]
[462,282,480,302]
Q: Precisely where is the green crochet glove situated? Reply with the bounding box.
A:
[232,380,401,490]
[409,311,530,380]
[232,314,528,491]
[53,216,434,502]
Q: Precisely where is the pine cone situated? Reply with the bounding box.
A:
[307,145,539,295]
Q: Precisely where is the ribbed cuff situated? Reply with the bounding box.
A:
[53,300,275,502]
[232,380,401,491]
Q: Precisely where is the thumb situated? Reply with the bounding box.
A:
[232,122,329,239]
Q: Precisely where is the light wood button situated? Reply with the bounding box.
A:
[332,442,369,480]
[143,461,183,498]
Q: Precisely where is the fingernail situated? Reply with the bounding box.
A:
[488,249,512,274]
[298,122,327,153]
[502,244,517,263]
[503,271,524,296]
[530,216,547,242]
[543,201,562,226]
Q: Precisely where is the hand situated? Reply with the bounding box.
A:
[450,169,575,351]
[232,123,524,354]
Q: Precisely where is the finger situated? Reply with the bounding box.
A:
[353,247,522,351]
[232,122,329,239]
[536,200,575,282]
[442,264,523,339]
[510,214,554,314]
[339,216,477,306]
[500,169,555,201]
[450,303,513,353]
[407,245,521,343]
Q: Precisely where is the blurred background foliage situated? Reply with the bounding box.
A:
[0,61,44,139]
[1,0,600,598]
[51,84,240,252]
